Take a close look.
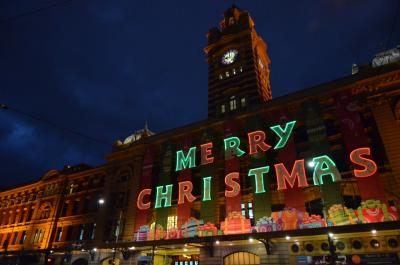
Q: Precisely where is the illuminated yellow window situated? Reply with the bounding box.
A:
[167,215,177,230]
[224,252,260,265]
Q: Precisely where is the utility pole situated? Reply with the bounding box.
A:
[327,234,337,265]
[112,210,123,264]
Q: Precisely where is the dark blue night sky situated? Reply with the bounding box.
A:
[1,0,399,187]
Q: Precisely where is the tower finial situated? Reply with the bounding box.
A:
[232,0,238,8]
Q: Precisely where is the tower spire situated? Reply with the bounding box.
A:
[204,6,272,118]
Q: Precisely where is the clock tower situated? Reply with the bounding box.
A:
[204,6,272,118]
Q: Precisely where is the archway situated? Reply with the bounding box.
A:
[101,257,121,265]
[72,258,88,265]
[224,252,260,265]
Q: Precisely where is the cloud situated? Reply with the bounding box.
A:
[2,121,35,148]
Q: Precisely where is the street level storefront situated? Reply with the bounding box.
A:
[83,221,400,265]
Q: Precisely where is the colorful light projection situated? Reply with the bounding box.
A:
[133,200,399,241]
[136,121,379,209]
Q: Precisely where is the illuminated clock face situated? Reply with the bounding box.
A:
[221,49,238,65]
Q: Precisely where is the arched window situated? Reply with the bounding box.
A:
[72,258,89,265]
[39,203,51,219]
[100,258,119,265]
[224,252,260,265]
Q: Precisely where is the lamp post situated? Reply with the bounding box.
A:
[97,198,124,265]
[327,233,337,265]
[112,209,124,264]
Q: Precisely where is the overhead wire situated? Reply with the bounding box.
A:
[0,0,73,23]
[0,103,112,147]
[1,1,116,150]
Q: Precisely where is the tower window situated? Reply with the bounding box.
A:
[225,71,230,77]
[241,97,246,107]
[221,104,226,113]
[233,68,236,75]
[229,96,237,110]
[219,74,223,80]
[239,66,243,72]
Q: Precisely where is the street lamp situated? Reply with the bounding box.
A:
[97,197,124,264]
[327,233,337,264]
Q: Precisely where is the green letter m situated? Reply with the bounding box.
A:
[175,147,196,172]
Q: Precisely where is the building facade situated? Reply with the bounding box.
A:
[1,5,400,265]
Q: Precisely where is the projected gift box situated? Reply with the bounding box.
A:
[272,207,305,231]
[356,200,398,223]
[198,222,218,237]
[166,227,181,240]
[328,204,358,226]
[300,214,327,229]
[388,206,399,220]
[254,217,281,232]
[135,225,150,241]
[148,224,166,240]
[220,211,251,235]
[181,218,204,238]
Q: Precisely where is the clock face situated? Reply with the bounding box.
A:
[221,49,238,65]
